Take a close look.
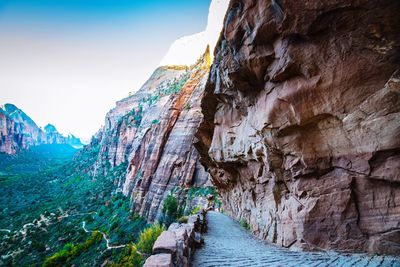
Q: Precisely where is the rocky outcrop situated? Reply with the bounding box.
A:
[0,104,41,154]
[44,124,67,145]
[74,0,228,224]
[91,50,212,222]
[196,0,400,254]
[0,104,82,154]
[93,66,189,172]
[144,211,207,267]
[123,55,211,222]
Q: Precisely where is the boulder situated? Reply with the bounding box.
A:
[144,253,172,267]
[153,231,177,254]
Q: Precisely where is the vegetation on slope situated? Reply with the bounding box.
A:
[0,143,152,266]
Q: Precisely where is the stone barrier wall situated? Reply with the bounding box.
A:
[144,211,207,267]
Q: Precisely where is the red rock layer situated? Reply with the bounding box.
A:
[195,0,400,254]
[124,58,211,222]
[93,51,211,222]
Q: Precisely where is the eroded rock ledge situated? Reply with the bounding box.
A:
[195,0,400,254]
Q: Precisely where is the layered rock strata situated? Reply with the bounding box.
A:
[195,0,400,254]
[93,51,212,222]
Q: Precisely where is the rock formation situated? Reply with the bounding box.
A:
[124,55,211,222]
[0,104,82,154]
[44,124,68,145]
[91,0,230,223]
[195,0,400,254]
[92,51,212,223]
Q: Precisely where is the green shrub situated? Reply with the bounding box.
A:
[187,186,217,200]
[43,231,102,267]
[177,216,188,224]
[43,243,72,267]
[187,186,222,209]
[136,224,164,254]
[189,205,202,215]
[239,219,251,231]
[110,244,143,267]
[161,193,180,226]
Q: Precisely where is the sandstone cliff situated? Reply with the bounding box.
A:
[0,104,82,154]
[88,0,230,223]
[91,50,212,222]
[196,0,400,254]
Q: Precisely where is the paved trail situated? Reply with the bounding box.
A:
[192,212,400,267]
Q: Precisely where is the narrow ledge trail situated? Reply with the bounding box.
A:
[192,212,400,267]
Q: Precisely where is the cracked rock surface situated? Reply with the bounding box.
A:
[195,0,400,254]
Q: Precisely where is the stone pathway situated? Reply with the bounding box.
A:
[192,211,400,267]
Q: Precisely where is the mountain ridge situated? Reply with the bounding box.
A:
[0,103,83,154]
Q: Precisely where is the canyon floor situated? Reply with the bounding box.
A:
[192,212,400,267]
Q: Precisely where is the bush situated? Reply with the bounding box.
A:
[161,193,181,226]
[43,243,72,267]
[43,231,102,267]
[136,224,164,254]
[110,244,143,267]
[239,219,251,231]
[187,186,217,200]
[189,206,202,215]
[177,216,188,224]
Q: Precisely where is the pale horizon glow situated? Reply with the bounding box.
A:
[0,0,212,140]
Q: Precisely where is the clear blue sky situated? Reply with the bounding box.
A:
[0,0,211,140]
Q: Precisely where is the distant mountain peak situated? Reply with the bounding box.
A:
[1,103,38,128]
[3,103,19,114]
[44,123,58,133]
[0,103,83,154]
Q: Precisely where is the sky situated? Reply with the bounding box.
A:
[0,0,212,141]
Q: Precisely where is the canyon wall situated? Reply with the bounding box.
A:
[92,51,212,222]
[196,0,400,254]
[90,0,230,222]
[0,104,82,154]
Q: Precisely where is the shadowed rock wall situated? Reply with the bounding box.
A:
[195,0,400,254]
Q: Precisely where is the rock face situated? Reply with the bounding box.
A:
[0,104,43,154]
[195,0,400,254]
[0,104,82,154]
[44,124,68,145]
[92,50,212,222]
[92,66,188,172]
[124,57,211,222]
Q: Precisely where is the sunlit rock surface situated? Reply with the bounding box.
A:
[92,50,212,222]
[195,0,400,254]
